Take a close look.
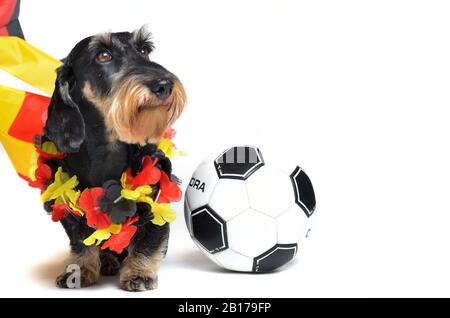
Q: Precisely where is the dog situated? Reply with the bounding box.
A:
[42,26,186,291]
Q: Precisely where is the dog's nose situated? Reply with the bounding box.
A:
[149,79,174,99]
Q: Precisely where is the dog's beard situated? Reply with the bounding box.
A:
[104,76,186,145]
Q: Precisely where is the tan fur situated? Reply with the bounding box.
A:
[82,83,110,116]
[59,246,101,287]
[119,239,168,291]
[83,78,186,145]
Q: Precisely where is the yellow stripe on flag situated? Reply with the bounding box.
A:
[0,85,25,135]
[0,130,35,178]
[0,37,62,95]
[0,85,34,178]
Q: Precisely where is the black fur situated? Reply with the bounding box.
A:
[43,30,177,271]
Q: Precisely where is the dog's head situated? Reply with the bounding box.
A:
[45,26,186,152]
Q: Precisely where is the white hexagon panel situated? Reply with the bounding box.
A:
[213,249,254,272]
[185,162,219,211]
[246,166,295,218]
[276,205,309,244]
[227,209,277,257]
[209,179,249,221]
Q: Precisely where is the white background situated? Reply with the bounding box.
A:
[0,0,449,297]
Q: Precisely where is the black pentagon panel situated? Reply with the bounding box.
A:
[214,146,264,180]
[290,166,316,217]
[191,205,228,254]
[252,244,298,272]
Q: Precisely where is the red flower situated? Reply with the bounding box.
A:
[125,156,161,189]
[79,188,111,229]
[36,148,66,160]
[163,128,176,139]
[51,204,70,222]
[157,171,182,203]
[28,159,52,191]
[101,216,139,254]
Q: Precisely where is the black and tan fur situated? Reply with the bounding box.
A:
[43,26,186,291]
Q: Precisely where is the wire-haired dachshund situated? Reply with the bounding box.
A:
[43,26,186,291]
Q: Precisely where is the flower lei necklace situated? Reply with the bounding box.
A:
[28,129,183,254]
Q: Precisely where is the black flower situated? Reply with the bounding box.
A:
[99,180,137,224]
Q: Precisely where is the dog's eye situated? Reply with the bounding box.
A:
[96,51,113,63]
[137,47,150,57]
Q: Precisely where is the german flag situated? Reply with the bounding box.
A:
[0,86,50,181]
[0,36,61,181]
[0,0,24,38]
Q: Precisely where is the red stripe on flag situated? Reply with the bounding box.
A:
[18,172,32,183]
[0,26,8,36]
[8,92,50,143]
[0,0,16,27]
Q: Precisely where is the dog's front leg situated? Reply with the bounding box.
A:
[120,222,169,291]
[56,214,101,288]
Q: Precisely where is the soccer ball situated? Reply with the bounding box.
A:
[184,146,316,272]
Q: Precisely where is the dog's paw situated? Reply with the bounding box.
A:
[120,275,158,292]
[55,266,99,288]
[100,252,121,276]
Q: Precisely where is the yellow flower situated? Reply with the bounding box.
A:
[41,141,59,155]
[137,195,153,205]
[157,138,174,158]
[121,185,152,201]
[151,202,176,226]
[40,167,79,203]
[83,223,121,246]
[157,138,186,159]
[28,150,39,181]
[120,172,128,189]
[65,188,80,204]
[69,201,84,216]
[65,190,84,216]
[52,189,85,216]
[136,195,176,226]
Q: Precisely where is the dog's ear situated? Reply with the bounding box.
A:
[44,59,85,153]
